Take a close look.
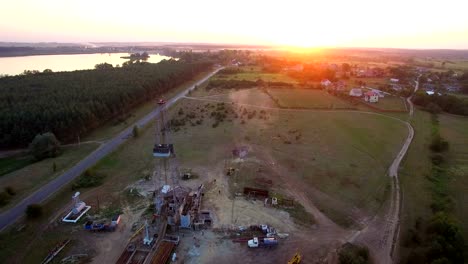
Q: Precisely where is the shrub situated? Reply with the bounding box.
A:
[29,132,61,160]
[4,186,15,196]
[72,169,105,190]
[430,153,445,165]
[338,243,370,264]
[0,191,11,207]
[132,125,139,138]
[430,135,449,152]
[26,204,43,219]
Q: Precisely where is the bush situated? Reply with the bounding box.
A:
[29,132,61,160]
[429,135,449,153]
[132,125,139,138]
[4,186,15,196]
[0,191,11,207]
[72,169,105,190]
[430,153,445,165]
[338,243,370,264]
[26,204,43,219]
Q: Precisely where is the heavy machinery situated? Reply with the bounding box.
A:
[288,252,302,264]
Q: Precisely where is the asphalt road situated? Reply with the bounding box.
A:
[0,67,221,232]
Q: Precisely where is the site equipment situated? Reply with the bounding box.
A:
[247,237,278,248]
[288,252,302,264]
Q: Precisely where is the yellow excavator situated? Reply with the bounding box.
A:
[288,252,301,264]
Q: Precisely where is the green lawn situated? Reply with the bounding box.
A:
[0,155,33,177]
[266,88,354,109]
[213,66,298,83]
[0,143,99,212]
[374,96,407,111]
[398,110,434,260]
[439,114,468,240]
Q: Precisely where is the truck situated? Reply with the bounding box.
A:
[247,237,278,248]
[84,214,120,232]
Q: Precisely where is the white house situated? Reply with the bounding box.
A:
[349,88,363,97]
[321,79,332,87]
[371,89,385,98]
[390,78,399,83]
[364,91,379,103]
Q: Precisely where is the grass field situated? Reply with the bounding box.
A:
[266,89,354,109]
[0,155,33,177]
[372,96,407,111]
[0,143,99,212]
[171,98,407,227]
[414,58,468,71]
[213,66,298,83]
[439,114,468,240]
[398,110,434,260]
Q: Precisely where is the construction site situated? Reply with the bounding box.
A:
[16,74,418,264]
[34,98,306,264]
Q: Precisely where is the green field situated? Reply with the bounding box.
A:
[414,58,468,71]
[197,88,278,107]
[398,110,434,260]
[213,66,298,83]
[0,155,33,177]
[439,114,468,240]
[266,88,354,109]
[373,96,407,111]
[170,98,407,226]
[0,143,99,211]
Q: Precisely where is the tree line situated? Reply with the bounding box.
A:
[413,92,468,116]
[0,59,213,148]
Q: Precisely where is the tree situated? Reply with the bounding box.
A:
[132,125,139,138]
[26,204,43,219]
[94,63,113,70]
[29,132,61,160]
[342,63,351,72]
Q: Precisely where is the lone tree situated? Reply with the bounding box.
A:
[29,132,61,160]
[26,204,43,219]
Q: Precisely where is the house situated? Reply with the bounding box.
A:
[364,91,379,103]
[371,89,385,98]
[349,88,363,97]
[321,79,332,87]
[390,78,399,83]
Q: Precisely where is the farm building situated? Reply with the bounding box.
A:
[349,88,363,97]
[364,91,379,103]
[390,78,399,83]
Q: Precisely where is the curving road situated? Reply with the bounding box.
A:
[0,67,222,232]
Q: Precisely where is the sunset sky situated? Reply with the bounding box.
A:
[1,0,468,49]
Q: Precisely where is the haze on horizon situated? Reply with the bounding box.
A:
[1,0,468,49]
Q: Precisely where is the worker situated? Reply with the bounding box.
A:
[218,190,221,195]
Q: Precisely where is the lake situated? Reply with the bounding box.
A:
[0,53,172,76]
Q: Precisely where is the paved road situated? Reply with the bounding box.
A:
[0,68,222,232]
